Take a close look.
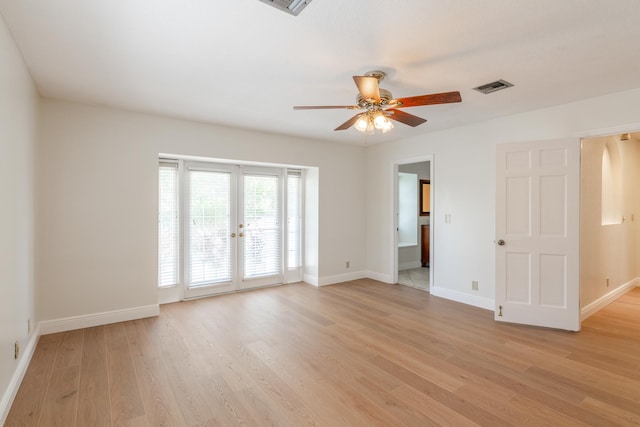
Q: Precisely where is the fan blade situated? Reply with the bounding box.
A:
[294,105,359,110]
[386,109,427,127]
[353,76,381,102]
[334,114,362,131]
[395,91,462,108]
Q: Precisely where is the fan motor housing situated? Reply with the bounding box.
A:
[357,88,394,108]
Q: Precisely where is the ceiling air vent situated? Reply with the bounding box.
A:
[258,0,312,16]
[473,79,513,95]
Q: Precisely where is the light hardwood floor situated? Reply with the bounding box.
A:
[6,280,640,426]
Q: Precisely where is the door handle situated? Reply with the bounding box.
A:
[496,239,505,246]
[231,233,236,238]
[239,232,244,237]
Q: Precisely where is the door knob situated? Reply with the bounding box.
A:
[231,233,236,238]
[239,232,244,237]
[497,239,505,246]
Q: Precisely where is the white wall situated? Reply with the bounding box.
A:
[580,134,640,306]
[37,99,366,321]
[0,13,38,422]
[366,88,640,305]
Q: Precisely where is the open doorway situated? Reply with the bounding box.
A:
[580,131,640,319]
[395,158,432,291]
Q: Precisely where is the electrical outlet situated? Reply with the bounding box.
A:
[346,261,350,269]
[472,281,479,291]
[14,341,19,360]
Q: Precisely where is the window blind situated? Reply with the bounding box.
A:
[188,170,232,286]
[158,163,178,287]
[243,174,281,278]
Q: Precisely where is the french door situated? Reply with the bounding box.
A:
[184,162,284,298]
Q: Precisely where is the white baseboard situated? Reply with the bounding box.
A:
[0,323,41,426]
[366,270,394,284]
[303,273,319,287]
[303,271,368,287]
[581,278,639,321]
[317,271,367,287]
[158,285,182,305]
[39,304,160,335]
[429,286,494,311]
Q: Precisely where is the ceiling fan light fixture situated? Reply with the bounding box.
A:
[381,119,394,133]
[365,119,375,134]
[354,111,394,134]
[355,115,370,132]
[373,111,394,133]
[293,71,462,133]
[373,111,388,129]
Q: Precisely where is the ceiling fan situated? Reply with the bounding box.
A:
[293,71,462,133]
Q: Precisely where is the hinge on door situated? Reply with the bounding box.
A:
[498,305,503,317]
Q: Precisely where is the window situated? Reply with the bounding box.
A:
[158,162,179,287]
[287,171,302,270]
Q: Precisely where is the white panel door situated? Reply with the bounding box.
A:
[495,139,580,331]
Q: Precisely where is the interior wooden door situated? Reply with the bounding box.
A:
[495,138,580,331]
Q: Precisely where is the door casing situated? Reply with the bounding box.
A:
[392,155,434,287]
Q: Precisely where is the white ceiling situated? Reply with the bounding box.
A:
[2,0,640,145]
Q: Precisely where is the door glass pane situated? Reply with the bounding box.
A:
[243,174,280,278]
[189,170,232,286]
